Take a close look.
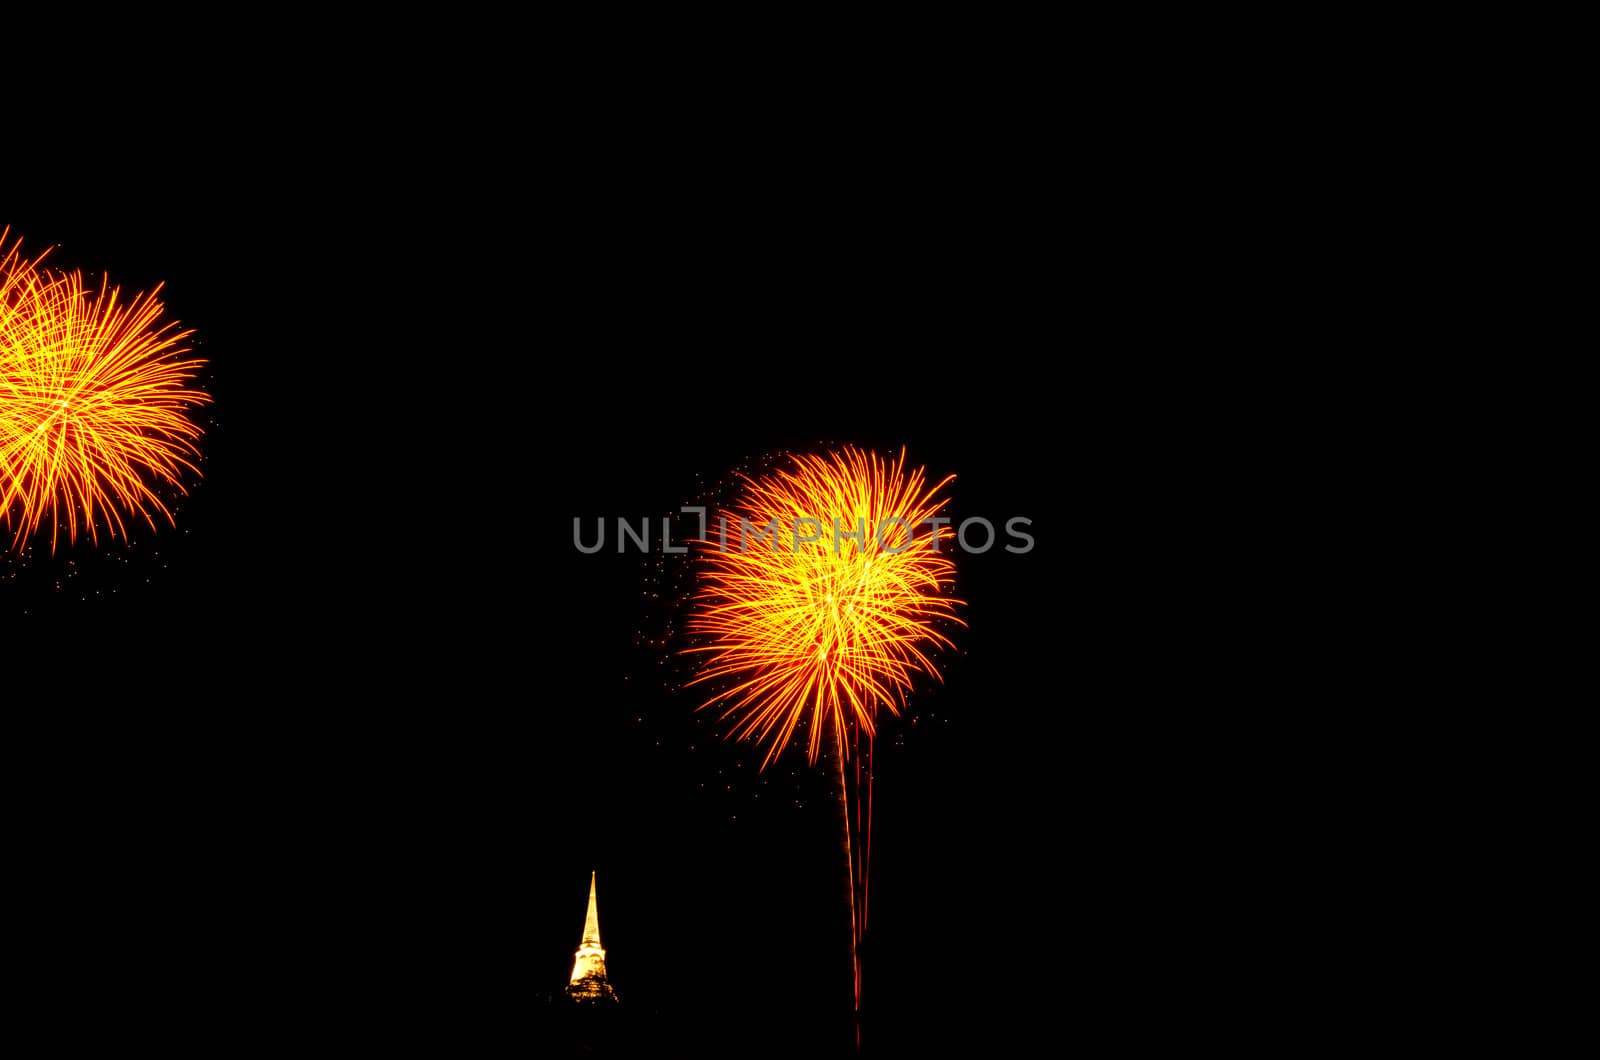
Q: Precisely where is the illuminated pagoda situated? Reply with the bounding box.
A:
[566,871,619,1003]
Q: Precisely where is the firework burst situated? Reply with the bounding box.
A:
[686,446,964,768]
[0,229,209,553]
[683,445,963,1041]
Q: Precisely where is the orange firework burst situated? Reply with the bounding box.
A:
[683,445,964,1042]
[0,229,209,553]
[685,446,964,768]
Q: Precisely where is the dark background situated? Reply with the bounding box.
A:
[2,39,1433,1053]
[6,162,1149,1056]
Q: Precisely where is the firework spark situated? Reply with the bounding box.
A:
[686,446,964,768]
[0,229,209,553]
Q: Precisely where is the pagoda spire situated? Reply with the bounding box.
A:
[566,870,618,1002]
[581,870,602,945]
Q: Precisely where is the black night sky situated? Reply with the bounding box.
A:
[6,166,1117,1057]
